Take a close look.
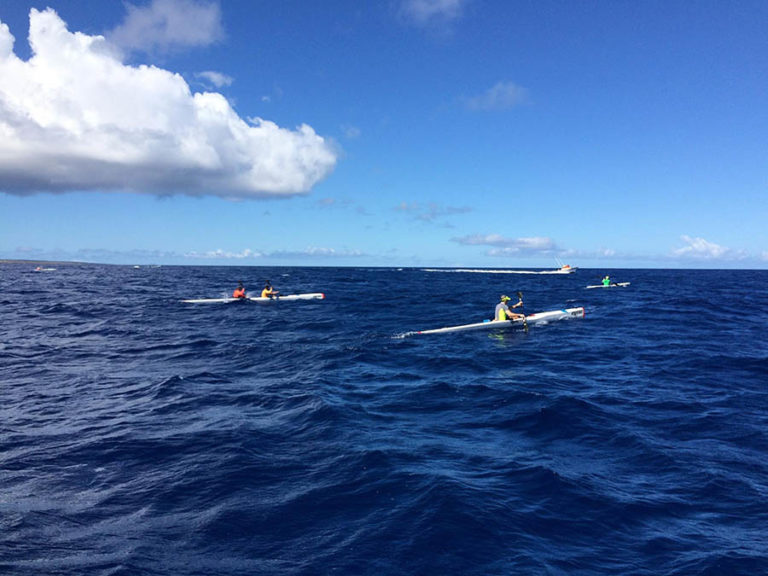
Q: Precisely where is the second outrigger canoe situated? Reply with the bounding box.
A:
[411,307,585,335]
[181,293,325,304]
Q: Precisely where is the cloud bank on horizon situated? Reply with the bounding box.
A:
[0,7,337,198]
[450,233,753,264]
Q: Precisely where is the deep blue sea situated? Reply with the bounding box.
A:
[2,264,767,575]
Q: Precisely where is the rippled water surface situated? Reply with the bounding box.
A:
[2,264,767,575]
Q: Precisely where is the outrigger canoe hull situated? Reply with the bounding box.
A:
[585,282,630,289]
[413,307,585,335]
[181,293,325,304]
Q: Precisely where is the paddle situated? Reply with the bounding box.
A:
[516,291,529,332]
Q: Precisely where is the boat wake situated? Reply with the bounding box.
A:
[422,268,576,275]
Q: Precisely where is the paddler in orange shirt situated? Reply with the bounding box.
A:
[233,281,246,299]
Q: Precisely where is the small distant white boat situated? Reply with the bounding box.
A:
[181,293,325,304]
[552,259,577,274]
[585,282,630,289]
[540,264,577,274]
[34,266,56,272]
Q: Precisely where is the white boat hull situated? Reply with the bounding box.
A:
[181,293,325,304]
[413,307,585,335]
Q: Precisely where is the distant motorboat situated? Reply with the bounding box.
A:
[550,258,577,274]
[545,264,577,274]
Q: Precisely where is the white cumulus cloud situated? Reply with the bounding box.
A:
[184,248,264,259]
[108,0,224,54]
[395,201,471,222]
[0,8,337,198]
[464,81,527,111]
[453,234,554,249]
[452,234,559,256]
[401,0,467,25]
[183,246,364,261]
[672,236,732,260]
[196,70,233,88]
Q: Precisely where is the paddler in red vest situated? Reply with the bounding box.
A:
[261,281,279,299]
[233,281,246,299]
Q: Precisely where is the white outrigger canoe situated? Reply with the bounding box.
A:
[181,293,325,304]
[411,307,585,335]
[585,282,630,289]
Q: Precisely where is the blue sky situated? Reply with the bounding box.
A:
[0,0,766,268]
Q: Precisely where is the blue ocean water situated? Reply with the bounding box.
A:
[1,264,767,575]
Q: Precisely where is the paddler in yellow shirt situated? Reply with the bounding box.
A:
[261,281,279,299]
[495,295,524,321]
